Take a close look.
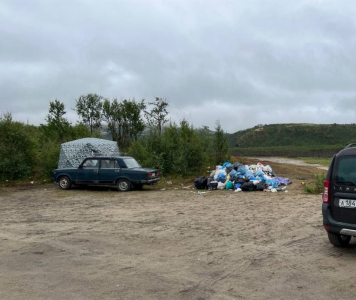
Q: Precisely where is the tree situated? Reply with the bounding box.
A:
[103,98,121,143]
[213,120,230,165]
[145,97,169,134]
[45,99,70,140]
[102,98,146,149]
[75,94,103,134]
[121,99,146,142]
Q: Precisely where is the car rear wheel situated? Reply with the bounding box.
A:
[327,232,351,247]
[59,176,72,190]
[117,179,131,192]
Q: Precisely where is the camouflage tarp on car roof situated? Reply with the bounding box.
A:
[58,138,120,168]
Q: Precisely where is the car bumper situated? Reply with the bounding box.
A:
[322,203,356,235]
[140,177,160,185]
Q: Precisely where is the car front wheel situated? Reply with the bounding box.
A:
[117,179,131,192]
[58,176,72,190]
[327,232,351,247]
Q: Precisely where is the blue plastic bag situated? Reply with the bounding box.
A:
[245,170,254,178]
[237,166,246,175]
[234,183,242,189]
[217,173,227,183]
[229,169,239,180]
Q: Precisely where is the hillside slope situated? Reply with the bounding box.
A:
[227,123,356,148]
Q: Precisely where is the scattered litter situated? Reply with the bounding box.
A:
[166,181,172,185]
[174,188,179,190]
[234,188,242,192]
[30,181,34,184]
[160,188,165,191]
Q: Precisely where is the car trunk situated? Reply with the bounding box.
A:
[330,155,356,225]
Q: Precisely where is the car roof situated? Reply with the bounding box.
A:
[85,156,133,159]
[336,144,356,158]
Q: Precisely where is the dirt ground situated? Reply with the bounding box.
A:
[247,156,329,171]
[1,161,356,300]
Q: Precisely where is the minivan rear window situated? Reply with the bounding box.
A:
[336,156,356,183]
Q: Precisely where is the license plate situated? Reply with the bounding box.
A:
[339,199,356,208]
[151,173,155,177]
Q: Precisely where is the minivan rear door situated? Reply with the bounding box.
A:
[331,155,356,224]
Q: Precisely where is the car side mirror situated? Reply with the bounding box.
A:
[78,165,83,169]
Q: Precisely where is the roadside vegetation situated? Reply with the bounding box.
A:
[0,95,230,182]
[303,173,327,194]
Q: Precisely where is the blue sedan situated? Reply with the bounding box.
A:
[51,156,160,192]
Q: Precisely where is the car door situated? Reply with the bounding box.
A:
[98,158,120,184]
[330,155,356,224]
[77,158,100,184]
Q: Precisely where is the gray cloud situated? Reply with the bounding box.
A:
[1,0,356,132]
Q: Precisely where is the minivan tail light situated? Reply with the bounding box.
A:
[156,171,160,176]
[322,180,330,204]
[148,173,152,178]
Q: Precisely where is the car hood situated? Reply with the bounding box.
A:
[52,168,77,172]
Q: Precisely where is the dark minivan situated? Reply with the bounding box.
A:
[322,144,356,247]
[51,156,160,192]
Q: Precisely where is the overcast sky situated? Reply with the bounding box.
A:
[1,0,356,133]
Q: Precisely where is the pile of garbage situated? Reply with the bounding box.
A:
[194,161,290,192]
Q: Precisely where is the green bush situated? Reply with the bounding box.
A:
[304,173,326,194]
[127,120,225,176]
[0,114,37,180]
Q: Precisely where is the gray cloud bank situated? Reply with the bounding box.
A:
[1,0,356,133]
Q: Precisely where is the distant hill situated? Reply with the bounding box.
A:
[227,123,356,148]
[227,123,356,157]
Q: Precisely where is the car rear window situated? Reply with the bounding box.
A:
[123,158,141,168]
[336,156,356,183]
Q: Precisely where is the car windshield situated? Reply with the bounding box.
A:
[335,156,356,185]
[123,158,141,168]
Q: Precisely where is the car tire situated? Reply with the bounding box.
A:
[58,176,72,190]
[327,232,351,247]
[117,179,131,192]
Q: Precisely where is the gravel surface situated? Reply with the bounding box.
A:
[0,163,355,300]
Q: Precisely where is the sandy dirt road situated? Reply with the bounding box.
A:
[0,162,355,300]
[248,157,329,171]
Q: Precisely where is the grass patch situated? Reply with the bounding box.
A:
[297,157,332,167]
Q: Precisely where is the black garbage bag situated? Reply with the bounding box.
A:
[194,176,208,189]
[255,182,266,191]
[241,181,255,191]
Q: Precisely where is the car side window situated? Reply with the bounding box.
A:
[82,159,99,169]
[100,159,118,169]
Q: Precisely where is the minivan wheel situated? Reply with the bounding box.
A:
[117,179,131,192]
[327,232,351,247]
[59,176,72,190]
